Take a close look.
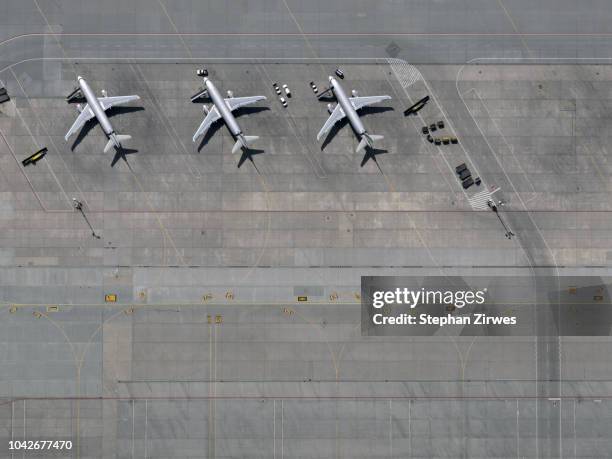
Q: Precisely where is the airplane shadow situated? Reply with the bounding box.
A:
[360,147,388,168]
[70,105,145,151]
[237,148,265,169]
[316,93,336,102]
[196,106,269,152]
[66,97,86,105]
[321,118,349,150]
[320,105,394,151]
[359,105,394,117]
[196,121,224,152]
[111,147,139,168]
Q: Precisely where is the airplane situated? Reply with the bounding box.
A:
[65,76,140,153]
[316,76,391,152]
[191,72,266,154]
[403,95,429,116]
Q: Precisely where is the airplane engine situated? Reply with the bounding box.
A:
[203,105,209,114]
[327,103,335,114]
[227,90,234,98]
[76,104,83,113]
[351,90,359,97]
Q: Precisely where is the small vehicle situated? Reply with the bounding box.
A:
[335,68,345,79]
[279,97,288,107]
[474,177,482,186]
[196,68,208,77]
[429,123,437,132]
[455,163,467,174]
[422,126,429,135]
[282,84,292,97]
[442,137,451,145]
[434,138,441,146]
[403,96,429,116]
[22,147,48,167]
[459,168,471,181]
[309,81,318,93]
[462,177,474,190]
[426,135,434,143]
[450,137,458,144]
[0,87,9,104]
[273,83,282,95]
[437,120,445,129]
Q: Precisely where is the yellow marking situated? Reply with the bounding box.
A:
[283,307,295,315]
[594,295,604,302]
[138,291,146,300]
[32,311,42,318]
[9,305,17,314]
[215,315,223,324]
[202,293,213,302]
[225,291,234,300]
[297,296,308,302]
[2,300,361,308]
[207,315,212,324]
[46,305,59,312]
[329,292,339,301]
[354,292,361,300]
[104,294,117,303]
[568,287,577,295]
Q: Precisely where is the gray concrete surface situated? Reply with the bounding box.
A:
[2,0,612,457]
[1,59,612,457]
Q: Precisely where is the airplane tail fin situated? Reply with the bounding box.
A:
[104,134,131,153]
[356,134,383,153]
[232,135,259,154]
[103,139,115,154]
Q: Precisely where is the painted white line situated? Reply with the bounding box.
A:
[464,87,537,195]
[9,67,89,208]
[382,64,455,194]
[7,71,72,209]
[387,59,477,202]
[129,63,202,179]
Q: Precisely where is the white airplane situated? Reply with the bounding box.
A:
[192,73,266,154]
[317,76,391,152]
[65,76,140,153]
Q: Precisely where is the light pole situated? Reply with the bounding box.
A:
[73,198,101,239]
[487,200,515,240]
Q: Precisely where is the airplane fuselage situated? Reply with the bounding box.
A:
[330,76,366,136]
[78,76,114,137]
[204,78,242,138]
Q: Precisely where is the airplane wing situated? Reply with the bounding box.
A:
[225,95,266,112]
[349,95,391,111]
[317,104,346,140]
[64,104,96,140]
[192,106,221,142]
[98,95,140,111]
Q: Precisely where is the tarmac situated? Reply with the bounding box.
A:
[2,0,612,458]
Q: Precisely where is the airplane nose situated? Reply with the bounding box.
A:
[329,76,333,82]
